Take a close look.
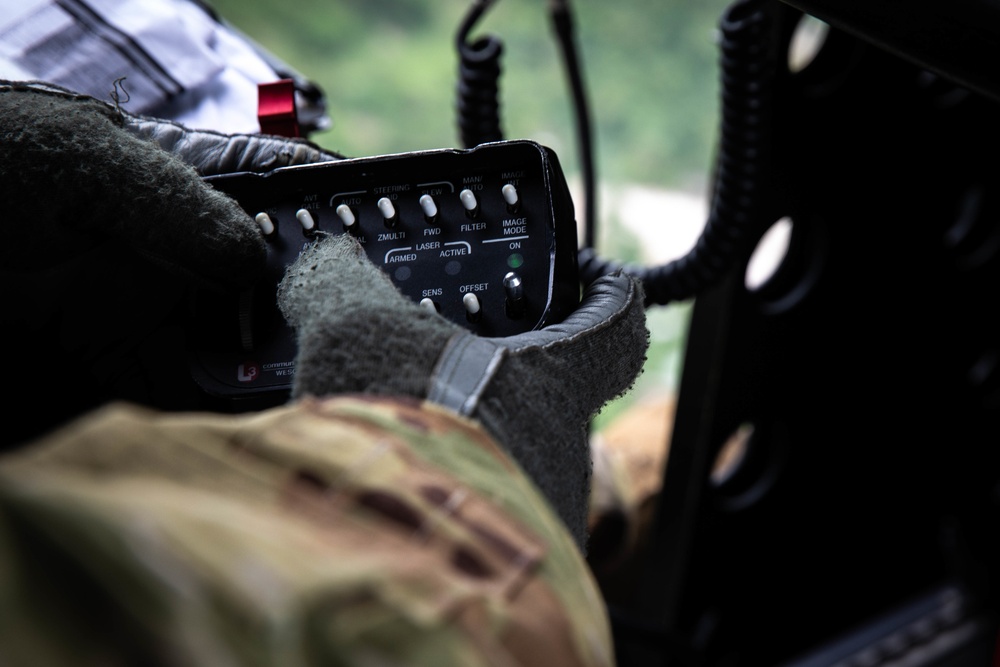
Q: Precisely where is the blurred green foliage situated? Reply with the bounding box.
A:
[207,0,731,189]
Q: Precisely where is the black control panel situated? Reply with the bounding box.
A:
[189,140,580,406]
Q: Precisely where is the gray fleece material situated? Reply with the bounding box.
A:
[278,233,649,550]
[0,81,265,293]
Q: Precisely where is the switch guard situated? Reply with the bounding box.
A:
[189,140,580,404]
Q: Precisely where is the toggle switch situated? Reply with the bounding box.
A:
[336,204,357,232]
[378,197,398,228]
[255,212,276,236]
[460,188,479,218]
[419,297,439,313]
[296,208,316,234]
[419,194,438,223]
[502,183,520,212]
[503,271,525,319]
[463,292,482,323]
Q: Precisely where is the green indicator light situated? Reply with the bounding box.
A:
[507,253,524,269]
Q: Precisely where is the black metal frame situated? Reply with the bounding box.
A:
[608,3,1000,664]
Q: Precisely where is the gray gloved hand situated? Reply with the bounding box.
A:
[0,80,266,289]
[1,79,344,281]
[278,233,650,551]
[0,80,340,448]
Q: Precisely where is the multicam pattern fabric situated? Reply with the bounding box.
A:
[0,395,614,667]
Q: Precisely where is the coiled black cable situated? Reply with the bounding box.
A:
[577,0,775,306]
[549,0,597,250]
[456,0,505,148]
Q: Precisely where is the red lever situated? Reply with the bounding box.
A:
[257,79,300,137]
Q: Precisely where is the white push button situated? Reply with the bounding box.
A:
[459,188,479,217]
[336,204,357,229]
[296,208,316,232]
[419,194,438,221]
[463,292,482,323]
[378,197,398,226]
[254,212,275,236]
[463,292,481,314]
[502,183,519,209]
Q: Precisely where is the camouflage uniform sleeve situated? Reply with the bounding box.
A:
[0,395,615,667]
